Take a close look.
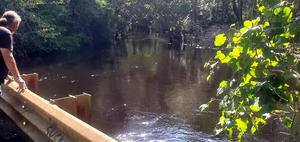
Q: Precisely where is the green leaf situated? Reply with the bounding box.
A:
[274,8,282,15]
[251,126,257,134]
[258,6,265,12]
[204,62,209,68]
[214,128,223,135]
[215,51,231,63]
[217,87,225,96]
[199,104,208,112]
[267,58,278,67]
[288,93,293,103]
[251,17,261,25]
[256,117,266,124]
[235,118,248,132]
[221,56,231,63]
[233,37,241,44]
[215,51,225,60]
[250,105,261,112]
[264,21,270,27]
[284,117,293,128]
[206,75,211,81]
[214,34,227,46]
[251,61,259,67]
[263,69,271,76]
[228,128,233,138]
[287,11,293,23]
[250,81,258,86]
[217,81,229,95]
[244,20,252,28]
[229,46,242,58]
[283,7,291,17]
[250,97,261,112]
[219,80,228,88]
[256,49,263,56]
[254,117,266,129]
[243,74,252,84]
[199,98,215,112]
[250,68,257,78]
[230,24,236,28]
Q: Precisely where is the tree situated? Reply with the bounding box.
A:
[0,0,114,59]
[200,0,300,141]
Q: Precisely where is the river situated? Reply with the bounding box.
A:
[20,37,299,142]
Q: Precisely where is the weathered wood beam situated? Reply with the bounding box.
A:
[1,91,73,142]
[1,79,116,142]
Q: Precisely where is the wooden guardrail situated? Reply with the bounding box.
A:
[0,73,116,142]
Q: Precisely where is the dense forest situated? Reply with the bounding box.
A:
[0,0,260,60]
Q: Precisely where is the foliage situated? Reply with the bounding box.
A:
[200,0,300,141]
[108,0,193,35]
[0,0,113,59]
[0,0,263,59]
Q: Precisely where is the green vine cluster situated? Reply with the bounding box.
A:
[200,0,300,141]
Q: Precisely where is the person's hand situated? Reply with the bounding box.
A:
[6,74,14,81]
[14,76,27,91]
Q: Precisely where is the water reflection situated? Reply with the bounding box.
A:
[22,37,231,141]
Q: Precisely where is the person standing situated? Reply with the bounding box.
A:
[0,10,26,94]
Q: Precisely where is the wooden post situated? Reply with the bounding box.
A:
[50,93,92,124]
[75,93,92,124]
[21,73,39,94]
[50,95,77,117]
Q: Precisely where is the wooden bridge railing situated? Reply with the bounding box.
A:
[0,73,116,142]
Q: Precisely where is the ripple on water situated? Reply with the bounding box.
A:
[115,110,225,142]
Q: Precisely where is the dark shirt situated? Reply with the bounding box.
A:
[0,26,13,84]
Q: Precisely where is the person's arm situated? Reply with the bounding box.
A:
[0,48,26,90]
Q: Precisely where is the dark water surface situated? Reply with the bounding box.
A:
[20,37,299,142]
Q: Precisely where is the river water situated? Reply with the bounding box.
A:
[21,37,299,142]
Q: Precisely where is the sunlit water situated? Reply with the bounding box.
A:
[114,110,225,142]
[20,37,299,142]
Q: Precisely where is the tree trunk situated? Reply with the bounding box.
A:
[232,0,243,26]
[238,0,243,24]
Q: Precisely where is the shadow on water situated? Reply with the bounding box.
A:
[20,37,299,142]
